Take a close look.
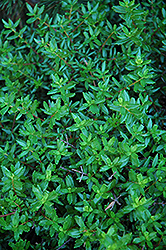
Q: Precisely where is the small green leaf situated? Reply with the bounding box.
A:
[152,153,158,168]
[32,186,43,200]
[66,175,74,187]
[26,3,34,13]
[14,167,25,178]
[16,140,27,147]
[1,166,12,178]
[12,210,19,227]
[68,229,80,238]
[1,106,9,115]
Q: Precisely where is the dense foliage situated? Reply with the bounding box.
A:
[0,0,166,249]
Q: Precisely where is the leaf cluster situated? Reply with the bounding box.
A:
[0,0,166,249]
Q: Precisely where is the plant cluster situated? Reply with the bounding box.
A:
[0,0,166,249]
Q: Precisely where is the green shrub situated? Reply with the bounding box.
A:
[0,0,166,249]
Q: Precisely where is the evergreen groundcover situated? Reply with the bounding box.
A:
[0,0,166,249]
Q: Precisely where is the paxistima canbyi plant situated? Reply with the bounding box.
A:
[0,0,166,249]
